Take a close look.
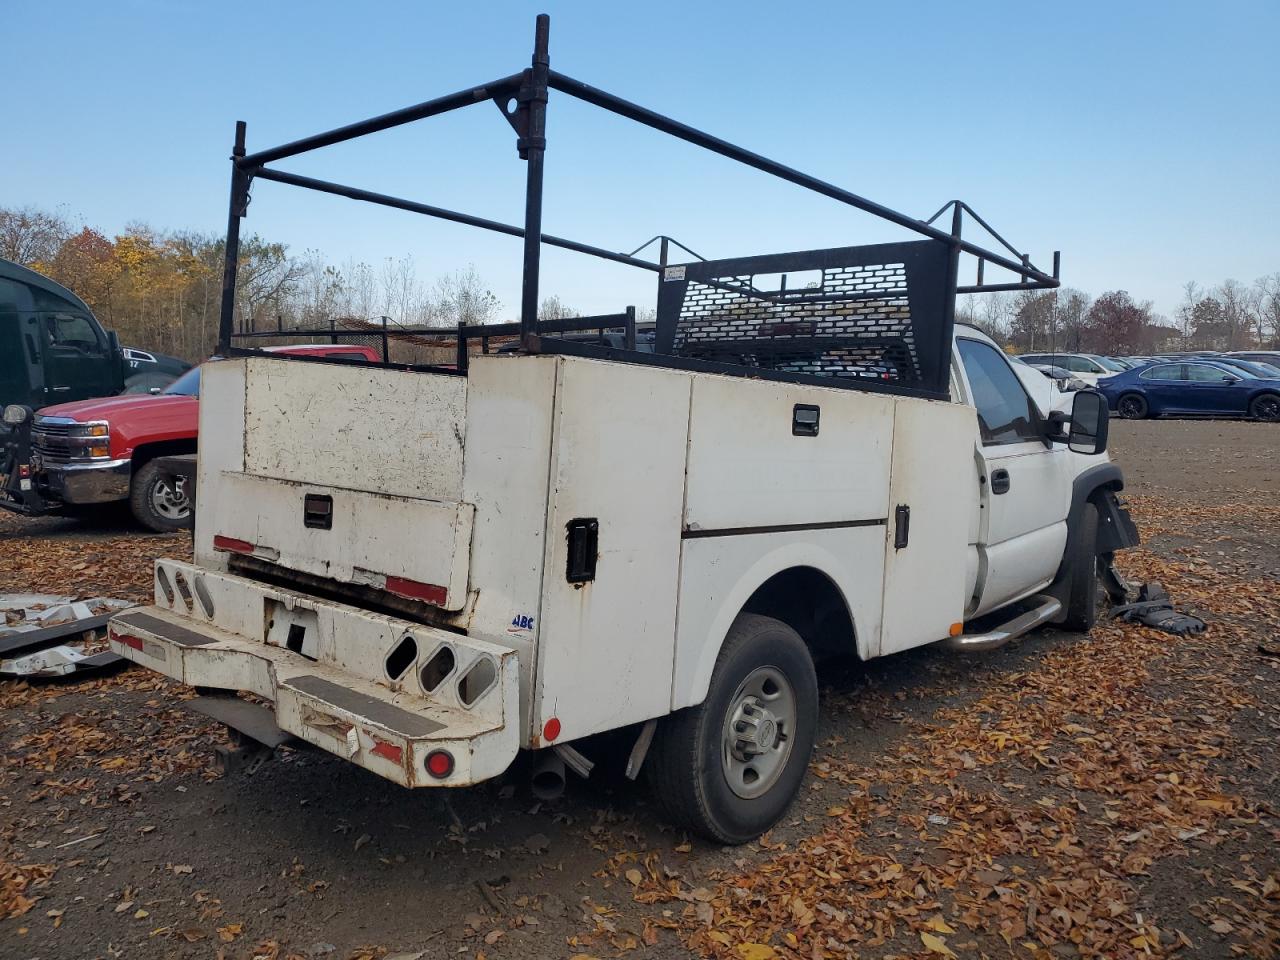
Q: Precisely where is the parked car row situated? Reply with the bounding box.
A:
[1012,350,1280,422]
[3,343,382,530]
[1097,358,1280,421]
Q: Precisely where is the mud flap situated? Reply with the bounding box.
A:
[1095,490,1139,554]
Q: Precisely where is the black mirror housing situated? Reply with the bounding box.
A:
[1043,410,1070,443]
[1068,389,1109,455]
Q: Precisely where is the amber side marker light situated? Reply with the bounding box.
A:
[949,622,964,637]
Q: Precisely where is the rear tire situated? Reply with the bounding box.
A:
[646,614,818,844]
[1249,393,1280,422]
[130,460,191,532]
[1060,501,1101,632]
[1116,393,1148,420]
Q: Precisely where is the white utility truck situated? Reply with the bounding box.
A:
[106,15,1139,843]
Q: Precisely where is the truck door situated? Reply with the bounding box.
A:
[956,337,1069,616]
[39,311,115,403]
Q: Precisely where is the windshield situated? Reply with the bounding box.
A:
[1090,355,1127,372]
[163,366,201,396]
[1217,362,1259,379]
[1235,360,1280,378]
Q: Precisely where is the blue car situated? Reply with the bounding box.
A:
[1097,358,1280,421]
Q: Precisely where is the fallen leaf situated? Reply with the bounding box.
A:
[921,931,957,957]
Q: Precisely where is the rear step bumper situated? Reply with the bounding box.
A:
[107,566,519,788]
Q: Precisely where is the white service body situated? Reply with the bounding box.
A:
[110,330,1093,787]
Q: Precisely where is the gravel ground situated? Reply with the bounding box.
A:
[1,419,1277,960]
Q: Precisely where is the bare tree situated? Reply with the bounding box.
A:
[1055,288,1092,353]
[1009,291,1055,352]
[0,205,72,266]
[538,295,580,320]
[380,256,423,325]
[1253,273,1280,348]
[236,237,302,331]
[1175,280,1202,348]
[971,292,1014,343]
[431,266,500,327]
[1216,279,1250,351]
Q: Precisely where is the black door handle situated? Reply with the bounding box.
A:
[990,468,1011,495]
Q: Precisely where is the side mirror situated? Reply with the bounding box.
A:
[1221,375,1238,383]
[1043,410,1070,441]
[1068,390,1109,455]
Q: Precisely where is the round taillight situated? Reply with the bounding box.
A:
[425,749,454,779]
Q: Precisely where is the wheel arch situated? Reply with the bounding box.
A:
[1116,389,1149,415]
[129,437,198,474]
[1247,388,1280,417]
[1047,462,1125,604]
[671,539,867,712]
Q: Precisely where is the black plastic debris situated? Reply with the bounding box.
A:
[1110,582,1206,636]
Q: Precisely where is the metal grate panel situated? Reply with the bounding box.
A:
[656,239,954,395]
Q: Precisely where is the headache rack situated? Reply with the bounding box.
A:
[216,13,1059,400]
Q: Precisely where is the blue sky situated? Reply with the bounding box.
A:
[5,0,1278,320]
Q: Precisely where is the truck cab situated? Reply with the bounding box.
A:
[0,257,125,410]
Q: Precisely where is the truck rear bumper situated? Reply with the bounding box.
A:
[107,562,519,788]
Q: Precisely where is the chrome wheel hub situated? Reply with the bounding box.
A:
[721,665,796,800]
[151,476,190,520]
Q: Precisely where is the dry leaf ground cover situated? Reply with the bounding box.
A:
[0,419,1276,960]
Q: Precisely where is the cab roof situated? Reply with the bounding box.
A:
[0,257,96,315]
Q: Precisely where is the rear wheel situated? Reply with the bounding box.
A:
[646,614,818,844]
[1249,393,1280,422]
[1060,501,1101,632]
[130,460,191,532]
[1116,393,1148,420]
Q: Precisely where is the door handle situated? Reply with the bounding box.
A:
[990,468,1011,495]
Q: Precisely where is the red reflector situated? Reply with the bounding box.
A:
[213,535,254,555]
[115,633,144,651]
[18,465,31,478]
[425,749,454,779]
[385,576,448,606]
[371,739,403,764]
[543,717,561,742]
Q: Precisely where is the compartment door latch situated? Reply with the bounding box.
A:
[893,504,910,550]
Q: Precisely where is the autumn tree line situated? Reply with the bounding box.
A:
[4,204,1277,362]
[957,273,1280,356]
[0,205,512,363]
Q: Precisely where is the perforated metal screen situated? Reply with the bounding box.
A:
[655,239,954,396]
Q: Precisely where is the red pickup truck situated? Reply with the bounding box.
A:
[27,344,380,531]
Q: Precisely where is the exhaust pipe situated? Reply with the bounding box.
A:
[531,752,566,801]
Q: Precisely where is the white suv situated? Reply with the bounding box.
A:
[1018,353,1124,386]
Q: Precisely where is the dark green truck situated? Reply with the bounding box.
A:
[1,257,126,409]
[1,257,126,513]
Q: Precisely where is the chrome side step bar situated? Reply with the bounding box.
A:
[941,594,1063,653]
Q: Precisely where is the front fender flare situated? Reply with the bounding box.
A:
[1051,462,1133,590]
